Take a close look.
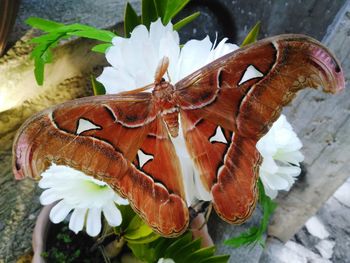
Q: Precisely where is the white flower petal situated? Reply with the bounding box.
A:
[150,19,178,50]
[114,196,129,205]
[69,208,87,234]
[49,200,73,224]
[40,188,62,205]
[258,115,303,198]
[157,258,175,263]
[260,177,278,199]
[106,37,125,68]
[96,67,135,94]
[261,170,289,190]
[260,156,278,174]
[131,24,149,41]
[86,208,102,237]
[102,202,122,226]
[159,32,180,82]
[175,36,213,82]
[209,38,238,61]
[278,166,301,177]
[275,150,304,165]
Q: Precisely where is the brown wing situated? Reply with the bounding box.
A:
[176,34,345,224]
[13,93,188,237]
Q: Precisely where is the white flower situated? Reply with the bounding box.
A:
[39,164,128,237]
[97,18,238,94]
[157,258,175,263]
[257,115,304,199]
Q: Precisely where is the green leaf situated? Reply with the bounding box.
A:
[199,255,230,263]
[224,226,261,248]
[67,29,116,42]
[173,12,200,31]
[164,232,192,258]
[28,19,116,85]
[117,205,137,231]
[224,179,277,248]
[124,2,141,37]
[154,0,167,19]
[142,0,158,29]
[34,57,45,85]
[91,76,106,95]
[172,239,201,263]
[124,214,155,241]
[241,21,261,47]
[133,233,230,263]
[128,242,157,263]
[126,232,160,244]
[91,43,112,53]
[163,0,190,24]
[125,215,143,232]
[153,238,175,259]
[26,17,63,31]
[183,247,216,263]
[125,223,154,240]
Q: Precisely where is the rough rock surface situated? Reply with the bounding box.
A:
[260,177,350,263]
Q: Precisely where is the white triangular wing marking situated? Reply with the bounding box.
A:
[76,118,101,134]
[209,126,227,144]
[238,65,264,85]
[137,150,154,168]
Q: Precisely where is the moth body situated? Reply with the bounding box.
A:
[153,79,179,137]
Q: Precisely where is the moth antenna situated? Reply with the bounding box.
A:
[154,56,169,83]
[118,82,154,95]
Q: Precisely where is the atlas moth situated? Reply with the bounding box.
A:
[13,34,345,237]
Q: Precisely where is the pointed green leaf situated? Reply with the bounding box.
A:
[224,179,277,248]
[199,255,230,263]
[241,21,261,47]
[124,2,141,37]
[154,0,167,19]
[127,243,157,262]
[163,0,190,24]
[91,76,106,95]
[183,247,216,263]
[142,0,158,29]
[34,58,44,85]
[67,29,115,42]
[26,17,63,31]
[164,232,192,258]
[126,232,160,244]
[124,223,154,240]
[224,226,260,247]
[173,12,200,31]
[30,32,64,44]
[172,239,201,262]
[91,43,112,53]
[125,215,143,232]
[154,238,174,259]
[117,205,137,230]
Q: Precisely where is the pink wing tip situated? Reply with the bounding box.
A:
[310,42,345,94]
